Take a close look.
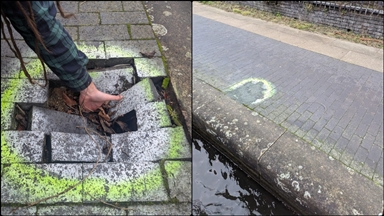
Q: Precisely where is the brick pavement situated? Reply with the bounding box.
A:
[1,1,191,215]
[193,13,383,187]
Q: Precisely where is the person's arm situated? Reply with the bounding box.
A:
[2,1,121,111]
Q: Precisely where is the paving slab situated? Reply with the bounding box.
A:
[1,131,45,164]
[108,78,159,120]
[82,162,167,202]
[51,132,111,162]
[100,11,149,24]
[130,24,156,39]
[75,41,106,59]
[79,1,123,12]
[1,79,48,109]
[165,161,191,202]
[1,39,36,58]
[79,25,130,41]
[1,206,36,215]
[127,203,192,215]
[1,163,82,204]
[135,57,167,78]
[1,102,14,131]
[36,205,126,215]
[30,106,95,135]
[136,101,172,131]
[105,40,161,58]
[1,57,20,78]
[89,67,134,95]
[30,163,83,204]
[112,127,190,163]
[122,1,146,12]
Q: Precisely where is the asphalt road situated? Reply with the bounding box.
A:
[143,1,192,138]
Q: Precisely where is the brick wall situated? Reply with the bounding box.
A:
[227,1,384,39]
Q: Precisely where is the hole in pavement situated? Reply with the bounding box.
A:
[111,110,137,133]
[43,135,52,163]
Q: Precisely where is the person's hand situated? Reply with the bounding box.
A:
[79,82,122,112]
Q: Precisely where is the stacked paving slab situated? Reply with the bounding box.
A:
[1,1,191,215]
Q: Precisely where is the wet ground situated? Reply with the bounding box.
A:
[192,130,296,215]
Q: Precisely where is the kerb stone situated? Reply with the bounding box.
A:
[51,132,111,162]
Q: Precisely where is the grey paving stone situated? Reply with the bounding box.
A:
[79,25,129,40]
[17,58,57,81]
[108,78,159,120]
[315,128,331,143]
[123,1,145,11]
[79,1,123,12]
[329,148,342,160]
[89,67,134,95]
[127,203,191,216]
[1,206,36,215]
[51,132,111,162]
[1,39,36,58]
[136,101,172,131]
[1,57,20,78]
[1,102,14,131]
[37,205,126,215]
[334,136,349,152]
[82,162,167,202]
[1,131,45,164]
[339,151,354,166]
[1,24,23,40]
[135,57,167,78]
[64,26,78,41]
[30,106,95,135]
[304,128,319,142]
[328,125,343,141]
[285,111,300,125]
[355,122,370,139]
[57,13,100,26]
[101,12,148,24]
[301,119,316,131]
[105,40,160,58]
[165,161,191,202]
[360,163,375,180]
[353,147,369,163]
[75,41,106,59]
[131,25,155,39]
[56,1,79,14]
[30,164,83,204]
[112,126,190,163]
[367,144,383,166]
[324,117,339,132]
[375,156,383,176]
[1,79,48,108]
[361,134,375,151]
[1,164,30,203]
[349,160,364,173]
[344,135,362,156]
[1,163,82,204]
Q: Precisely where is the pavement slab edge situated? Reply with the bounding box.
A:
[192,78,383,215]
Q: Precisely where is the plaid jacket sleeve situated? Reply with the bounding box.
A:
[1,1,92,92]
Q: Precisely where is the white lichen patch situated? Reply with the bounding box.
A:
[304,191,311,199]
[279,172,290,179]
[152,23,167,37]
[163,11,172,16]
[251,112,259,116]
[292,180,300,191]
[275,178,291,193]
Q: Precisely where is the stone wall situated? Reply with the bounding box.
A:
[227,1,384,39]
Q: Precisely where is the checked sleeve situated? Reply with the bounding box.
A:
[1,1,92,92]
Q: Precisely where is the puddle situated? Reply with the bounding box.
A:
[193,130,296,215]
